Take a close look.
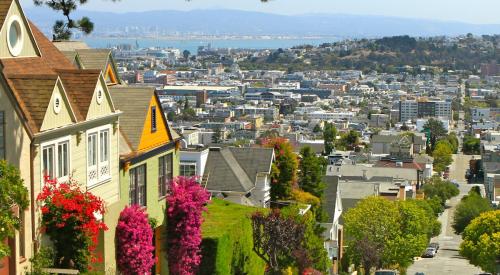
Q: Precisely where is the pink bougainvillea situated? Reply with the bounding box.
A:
[166,176,210,275]
[116,205,155,275]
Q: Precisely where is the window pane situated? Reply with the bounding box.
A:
[129,169,136,205]
[43,145,55,178]
[151,106,157,132]
[57,142,69,178]
[88,134,97,166]
[100,130,109,162]
[137,165,146,206]
[158,156,165,197]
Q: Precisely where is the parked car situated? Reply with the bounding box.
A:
[429,242,440,252]
[375,270,399,275]
[422,248,436,258]
[415,273,425,275]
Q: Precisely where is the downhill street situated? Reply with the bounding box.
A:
[407,154,484,275]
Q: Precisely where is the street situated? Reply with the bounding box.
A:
[407,154,484,275]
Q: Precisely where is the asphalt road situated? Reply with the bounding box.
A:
[407,154,485,275]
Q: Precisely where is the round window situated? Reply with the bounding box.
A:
[7,16,23,57]
[53,95,62,114]
[96,90,104,104]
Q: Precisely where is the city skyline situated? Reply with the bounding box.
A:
[19,0,500,25]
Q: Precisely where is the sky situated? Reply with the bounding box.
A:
[20,0,500,24]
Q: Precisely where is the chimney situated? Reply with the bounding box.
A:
[399,185,406,201]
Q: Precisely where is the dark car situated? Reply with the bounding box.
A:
[428,242,439,252]
[422,248,436,258]
[415,273,425,275]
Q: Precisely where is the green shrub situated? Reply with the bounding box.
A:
[199,199,266,275]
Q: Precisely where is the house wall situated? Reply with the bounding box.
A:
[252,173,271,207]
[138,96,172,151]
[104,146,179,274]
[179,149,209,178]
[86,77,114,120]
[0,0,38,58]
[0,79,34,274]
[39,82,74,132]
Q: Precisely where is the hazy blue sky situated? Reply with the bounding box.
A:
[20,0,500,24]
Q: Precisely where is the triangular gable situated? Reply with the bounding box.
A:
[137,94,172,151]
[40,78,77,131]
[0,0,40,58]
[86,73,116,120]
[104,63,119,85]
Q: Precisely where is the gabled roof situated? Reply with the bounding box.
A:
[74,49,112,71]
[0,21,113,136]
[108,86,153,150]
[5,74,58,133]
[323,175,340,222]
[204,147,274,193]
[56,69,101,120]
[53,41,90,51]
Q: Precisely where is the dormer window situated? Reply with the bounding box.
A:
[7,16,23,57]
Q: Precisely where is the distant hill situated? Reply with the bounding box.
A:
[24,8,500,37]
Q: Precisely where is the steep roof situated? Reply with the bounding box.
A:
[0,1,11,27]
[204,147,274,193]
[53,41,90,51]
[5,74,58,133]
[323,175,339,222]
[75,49,111,71]
[0,21,109,135]
[56,69,101,120]
[108,86,154,150]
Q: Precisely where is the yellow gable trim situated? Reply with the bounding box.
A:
[105,63,118,85]
[137,96,172,151]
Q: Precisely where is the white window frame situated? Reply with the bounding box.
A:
[40,136,71,185]
[180,162,197,177]
[87,125,111,188]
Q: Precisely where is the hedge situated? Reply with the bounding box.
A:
[199,199,266,275]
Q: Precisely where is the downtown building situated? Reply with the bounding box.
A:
[399,98,452,122]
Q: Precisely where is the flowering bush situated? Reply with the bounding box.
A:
[116,205,155,275]
[166,176,210,275]
[36,177,107,271]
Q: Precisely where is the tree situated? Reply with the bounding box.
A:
[263,138,298,201]
[298,146,326,199]
[452,191,492,234]
[166,177,210,275]
[251,209,305,274]
[338,130,360,150]
[422,176,460,206]
[183,50,191,60]
[167,111,176,122]
[323,122,337,155]
[422,118,447,150]
[0,160,29,258]
[344,196,440,273]
[212,127,223,144]
[116,205,155,275]
[460,210,500,274]
[33,0,104,40]
[463,135,480,155]
[312,124,321,133]
[446,133,459,154]
[432,140,453,173]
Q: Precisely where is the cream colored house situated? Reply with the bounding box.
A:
[0,0,121,273]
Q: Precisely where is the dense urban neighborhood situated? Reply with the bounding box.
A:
[0,0,499,274]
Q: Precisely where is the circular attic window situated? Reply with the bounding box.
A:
[96,90,104,104]
[53,95,62,114]
[7,16,23,57]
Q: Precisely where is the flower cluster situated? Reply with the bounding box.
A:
[36,176,107,271]
[166,176,210,275]
[116,205,155,275]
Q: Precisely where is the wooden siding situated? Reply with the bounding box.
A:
[0,83,34,272]
[0,0,38,58]
[86,76,114,120]
[137,96,171,151]
[39,81,74,132]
